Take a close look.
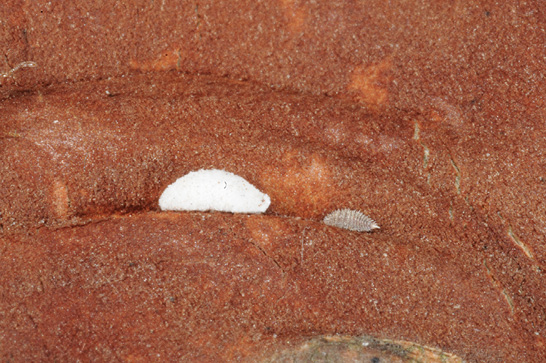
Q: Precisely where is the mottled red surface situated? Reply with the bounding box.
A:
[1,0,545,362]
[0,212,520,361]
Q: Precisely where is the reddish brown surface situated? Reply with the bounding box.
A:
[1,0,545,362]
[0,212,523,361]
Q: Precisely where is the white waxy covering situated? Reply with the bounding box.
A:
[159,169,270,214]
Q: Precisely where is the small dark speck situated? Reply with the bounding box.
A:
[371,358,380,363]
[485,10,491,16]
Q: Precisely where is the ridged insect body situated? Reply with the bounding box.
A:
[323,209,379,232]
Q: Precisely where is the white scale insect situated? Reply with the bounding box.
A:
[159,169,270,214]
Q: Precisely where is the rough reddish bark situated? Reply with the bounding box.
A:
[1,0,545,361]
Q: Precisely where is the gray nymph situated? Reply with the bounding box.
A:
[323,209,379,232]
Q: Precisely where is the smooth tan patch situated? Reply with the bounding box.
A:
[51,179,69,219]
[349,59,392,106]
[129,48,181,71]
[261,151,333,218]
